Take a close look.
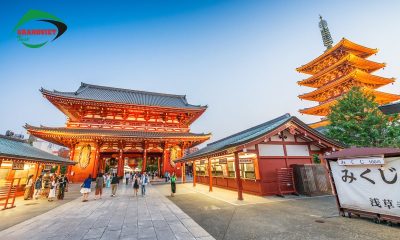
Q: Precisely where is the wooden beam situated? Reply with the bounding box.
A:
[208,157,212,192]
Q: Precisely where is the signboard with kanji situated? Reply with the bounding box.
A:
[12,162,24,170]
[330,157,400,217]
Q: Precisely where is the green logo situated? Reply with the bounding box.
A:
[14,10,67,48]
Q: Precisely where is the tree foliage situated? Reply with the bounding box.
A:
[326,87,400,147]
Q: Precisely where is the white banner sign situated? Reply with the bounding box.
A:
[330,157,400,217]
[338,157,384,166]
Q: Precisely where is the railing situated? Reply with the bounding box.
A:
[0,178,21,210]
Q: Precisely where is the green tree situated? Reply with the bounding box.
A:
[326,87,400,147]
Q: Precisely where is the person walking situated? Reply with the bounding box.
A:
[80,174,92,202]
[170,172,177,197]
[125,172,131,185]
[94,173,104,200]
[140,172,149,196]
[110,173,119,197]
[24,175,34,200]
[105,173,111,188]
[57,175,67,200]
[33,175,42,200]
[132,174,139,196]
[48,176,57,202]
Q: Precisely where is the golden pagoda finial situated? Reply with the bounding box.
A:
[318,15,333,50]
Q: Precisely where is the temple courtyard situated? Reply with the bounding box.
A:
[0,183,398,240]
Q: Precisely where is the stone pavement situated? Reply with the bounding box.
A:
[0,184,214,240]
[0,184,82,231]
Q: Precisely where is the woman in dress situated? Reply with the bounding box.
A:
[80,174,92,202]
[24,175,34,200]
[106,173,111,188]
[48,176,57,202]
[132,174,139,196]
[170,172,177,197]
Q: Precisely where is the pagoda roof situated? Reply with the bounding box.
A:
[299,89,400,116]
[296,38,378,74]
[0,135,74,165]
[298,70,395,101]
[25,125,211,141]
[298,54,386,88]
[379,101,400,115]
[41,82,207,110]
[175,114,344,162]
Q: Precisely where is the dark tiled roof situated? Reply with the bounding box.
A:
[41,82,206,109]
[177,113,345,162]
[0,135,74,164]
[325,147,400,160]
[25,125,211,139]
[379,102,400,115]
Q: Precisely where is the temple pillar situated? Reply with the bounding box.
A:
[181,162,186,183]
[142,149,147,173]
[117,149,124,178]
[56,165,61,175]
[162,143,168,175]
[192,160,196,187]
[92,145,100,178]
[234,151,243,200]
[208,157,212,192]
[157,157,161,177]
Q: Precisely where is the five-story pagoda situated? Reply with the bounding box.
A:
[297,16,400,128]
[26,83,210,182]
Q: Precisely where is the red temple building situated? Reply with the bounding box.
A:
[26,83,210,182]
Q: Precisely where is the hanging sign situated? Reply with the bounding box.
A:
[239,158,253,164]
[44,165,52,171]
[330,157,400,217]
[199,160,205,165]
[338,157,384,166]
[219,158,227,164]
[12,162,24,170]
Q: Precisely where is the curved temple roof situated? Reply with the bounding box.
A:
[296,38,378,74]
[25,125,211,140]
[41,82,207,110]
[176,114,344,162]
[0,135,74,165]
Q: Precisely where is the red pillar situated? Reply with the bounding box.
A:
[117,150,124,178]
[142,149,147,173]
[208,158,212,192]
[92,148,100,178]
[234,152,243,200]
[181,162,186,183]
[192,161,196,187]
[56,165,61,175]
[157,157,161,177]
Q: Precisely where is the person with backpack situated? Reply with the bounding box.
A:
[110,173,119,197]
[33,175,43,200]
[170,172,177,197]
[140,172,149,196]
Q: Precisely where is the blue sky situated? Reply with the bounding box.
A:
[1,0,400,144]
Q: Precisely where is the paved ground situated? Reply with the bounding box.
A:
[0,184,214,240]
[0,183,82,231]
[156,183,400,240]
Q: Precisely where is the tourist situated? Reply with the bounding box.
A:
[165,171,169,182]
[95,173,104,200]
[33,175,43,200]
[105,173,111,188]
[57,175,68,200]
[24,174,34,200]
[125,172,131,185]
[48,176,57,202]
[140,172,149,196]
[132,174,139,196]
[170,172,177,197]
[80,174,92,202]
[110,173,119,197]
